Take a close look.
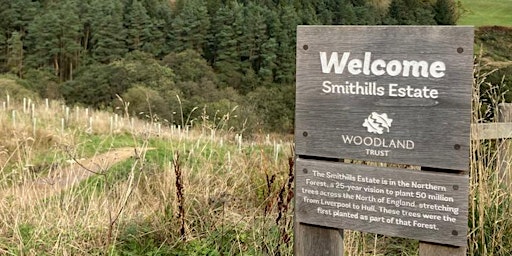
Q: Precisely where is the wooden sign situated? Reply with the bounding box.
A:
[294,26,473,252]
[296,158,468,246]
[295,26,474,170]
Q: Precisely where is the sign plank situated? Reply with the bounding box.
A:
[295,158,469,247]
[295,26,473,170]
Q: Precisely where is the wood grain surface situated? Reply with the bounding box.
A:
[295,26,474,171]
[295,158,469,246]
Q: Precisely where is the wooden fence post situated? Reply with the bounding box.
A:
[498,103,512,187]
[295,222,343,256]
[419,242,466,255]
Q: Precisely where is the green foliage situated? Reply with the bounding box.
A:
[113,51,176,93]
[6,31,23,77]
[120,85,176,122]
[247,84,295,133]
[0,74,37,100]
[271,5,299,84]
[60,63,129,108]
[62,51,177,112]
[23,69,60,99]
[90,0,127,63]
[25,1,81,81]
[209,2,244,89]
[125,0,152,51]
[0,0,40,35]
[162,49,216,84]
[0,31,7,72]
[434,0,458,25]
[384,0,436,25]
[0,0,458,133]
[171,0,210,53]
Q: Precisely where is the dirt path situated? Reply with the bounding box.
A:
[1,147,152,206]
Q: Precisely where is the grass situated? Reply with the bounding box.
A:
[1,67,512,255]
[0,93,296,255]
[467,56,512,256]
[458,0,512,26]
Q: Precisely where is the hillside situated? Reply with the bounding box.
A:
[474,26,512,115]
[1,76,512,254]
[475,26,512,62]
[458,0,512,26]
[0,92,298,255]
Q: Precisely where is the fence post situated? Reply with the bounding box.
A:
[295,222,343,256]
[498,103,512,187]
[419,243,466,255]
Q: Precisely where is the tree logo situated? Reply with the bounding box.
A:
[363,112,393,134]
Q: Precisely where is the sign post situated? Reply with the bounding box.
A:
[294,26,473,255]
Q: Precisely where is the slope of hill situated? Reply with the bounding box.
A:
[458,0,512,26]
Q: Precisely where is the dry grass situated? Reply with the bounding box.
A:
[1,62,512,255]
[0,95,295,255]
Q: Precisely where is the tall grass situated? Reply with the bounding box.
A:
[0,95,295,255]
[467,54,512,256]
[1,62,512,255]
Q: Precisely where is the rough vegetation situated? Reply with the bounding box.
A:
[0,0,459,133]
[0,0,511,255]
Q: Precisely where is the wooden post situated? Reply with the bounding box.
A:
[419,242,466,255]
[498,103,512,187]
[295,222,343,256]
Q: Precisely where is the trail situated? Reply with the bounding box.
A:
[1,147,152,206]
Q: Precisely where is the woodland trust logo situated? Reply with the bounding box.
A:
[363,112,393,134]
[341,111,414,157]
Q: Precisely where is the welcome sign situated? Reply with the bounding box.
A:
[294,26,473,247]
[295,26,473,170]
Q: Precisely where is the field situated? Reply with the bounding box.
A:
[458,0,512,26]
[0,94,297,255]
[1,66,512,255]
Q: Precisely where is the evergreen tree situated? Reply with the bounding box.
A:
[0,29,6,72]
[25,1,81,81]
[385,0,436,25]
[205,0,223,15]
[90,0,127,63]
[338,0,357,25]
[142,0,174,57]
[238,3,271,89]
[210,3,244,89]
[0,0,39,71]
[6,31,23,77]
[125,0,152,51]
[273,5,299,84]
[0,0,40,35]
[57,0,82,80]
[353,4,383,25]
[171,0,210,53]
[434,0,457,25]
[294,1,320,24]
[76,0,94,64]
